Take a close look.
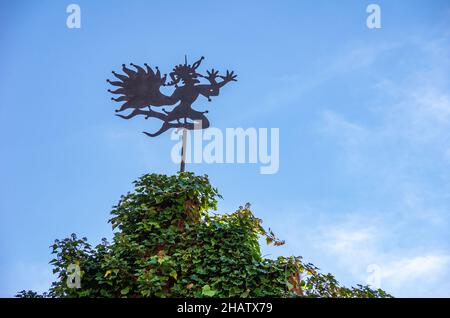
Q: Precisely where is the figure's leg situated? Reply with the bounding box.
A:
[142,108,210,138]
[142,116,204,137]
[116,107,167,121]
[188,111,210,129]
[143,121,174,137]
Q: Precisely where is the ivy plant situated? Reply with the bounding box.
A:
[17,173,391,298]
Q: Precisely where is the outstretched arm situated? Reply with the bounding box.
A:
[198,69,237,99]
[160,87,182,106]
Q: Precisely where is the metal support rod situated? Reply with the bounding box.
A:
[180,128,187,173]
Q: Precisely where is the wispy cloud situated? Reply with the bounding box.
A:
[381,255,450,290]
[309,215,450,297]
[265,25,450,297]
[318,29,450,223]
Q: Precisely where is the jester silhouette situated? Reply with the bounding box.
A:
[107,56,237,137]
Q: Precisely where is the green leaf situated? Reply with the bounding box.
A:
[120,287,129,295]
[201,285,217,297]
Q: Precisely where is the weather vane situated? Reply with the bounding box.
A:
[107,56,237,172]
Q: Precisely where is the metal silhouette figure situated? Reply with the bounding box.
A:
[107,56,236,172]
[107,56,237,138]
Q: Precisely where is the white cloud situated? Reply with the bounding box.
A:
[309,217,450,297]
[381,255,450,289]
[257,18,450,298]
[320,226,377,259]
[308,32,450,296]
[317,31,450,224]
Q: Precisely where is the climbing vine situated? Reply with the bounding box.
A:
[17,173,391,298]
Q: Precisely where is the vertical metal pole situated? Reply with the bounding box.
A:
[180,128,187,172]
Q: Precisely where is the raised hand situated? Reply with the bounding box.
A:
[220,70,237,82]
[203,68,220,82]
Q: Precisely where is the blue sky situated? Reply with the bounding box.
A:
[1,0,450,297]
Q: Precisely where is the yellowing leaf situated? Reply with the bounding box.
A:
[169,271,177,280]
[104,270,112,278]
